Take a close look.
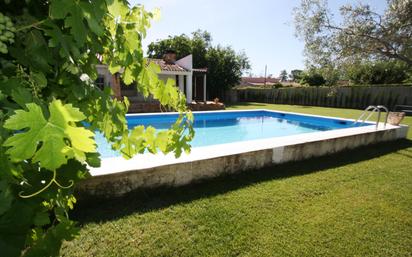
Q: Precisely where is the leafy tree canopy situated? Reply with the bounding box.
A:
[294,0,412,68]
[147,30,211,68]
[289,69,304,82]
[344,60,410,84]
[0,0,193,256]
[147,30,250,99]
[206,45,250,98]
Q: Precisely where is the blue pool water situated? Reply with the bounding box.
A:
[96,110,367,158]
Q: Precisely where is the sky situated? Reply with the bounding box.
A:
[131,0,388,77]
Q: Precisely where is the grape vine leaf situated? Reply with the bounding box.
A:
[50,1,88,45]
[0,181,13,216]
[107,0,129,20]
[3,100,96,170]
[49,1,72,19]
[64,5,87,45]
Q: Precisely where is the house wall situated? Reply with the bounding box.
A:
[158,73,193,103]
[158,74,176,83]
[176,55,192,70]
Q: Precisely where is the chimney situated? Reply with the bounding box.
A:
[163,49,177,64]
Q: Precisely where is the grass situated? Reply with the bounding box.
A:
[62,103,412,257]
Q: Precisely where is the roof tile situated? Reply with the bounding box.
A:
[147,58,188,72]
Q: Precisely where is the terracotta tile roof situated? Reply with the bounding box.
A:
[147,58,188,72]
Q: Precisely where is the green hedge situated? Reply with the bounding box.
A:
[231,85,412,110]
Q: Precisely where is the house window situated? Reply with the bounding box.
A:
[95,75,105,90]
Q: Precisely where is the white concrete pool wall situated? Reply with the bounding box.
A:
[77,109,409,197]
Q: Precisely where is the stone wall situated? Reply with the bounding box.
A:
[128,102,162,113]
[77,125,408,198]
[127,101,225,113]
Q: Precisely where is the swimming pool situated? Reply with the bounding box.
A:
[96,110,368,158]
[79,109,407,197]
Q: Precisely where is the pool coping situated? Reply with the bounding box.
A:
[89,109,407,177]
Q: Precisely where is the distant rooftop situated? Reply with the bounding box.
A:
[240,77,280,86]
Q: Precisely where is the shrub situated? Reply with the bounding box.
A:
[272,82,283,88]
[300,72,326,86]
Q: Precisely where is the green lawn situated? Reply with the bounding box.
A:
[62,103,412,257]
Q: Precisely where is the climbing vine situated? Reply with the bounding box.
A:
[0,0,193,256]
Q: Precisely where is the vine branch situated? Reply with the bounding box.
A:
[16,19,46,32]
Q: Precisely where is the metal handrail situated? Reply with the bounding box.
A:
[355,105,378,124]
[355,105,389,128]
[377,105,389,128]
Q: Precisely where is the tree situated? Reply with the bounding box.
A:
[289,69,304,81]
[147,30,250,99]
[300,70,326,86]
[0,1,193,256]
[319,64,340,86]
[293,0,412,68]
[206,45,250,98]
[147,30,211,68]
[279,70,288,82]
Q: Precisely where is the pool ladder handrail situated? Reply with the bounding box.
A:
[355,105,389,128]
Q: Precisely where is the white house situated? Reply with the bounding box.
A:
[96,51,207,104]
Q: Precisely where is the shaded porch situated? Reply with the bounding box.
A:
[192,68,207,103]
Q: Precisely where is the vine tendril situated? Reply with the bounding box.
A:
[18,170,74,198]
